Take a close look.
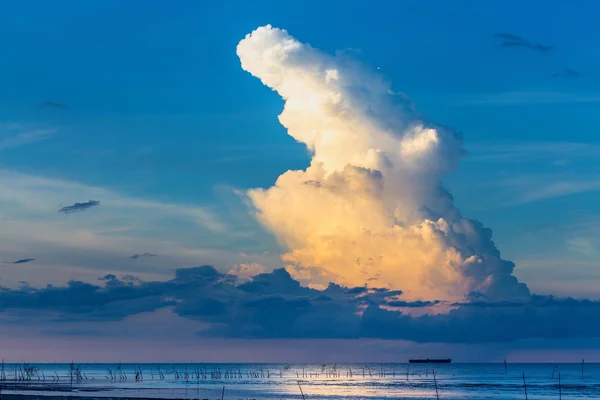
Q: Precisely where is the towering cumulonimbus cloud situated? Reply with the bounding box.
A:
[237,25,530,302]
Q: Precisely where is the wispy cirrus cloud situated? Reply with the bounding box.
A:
[566,237,598,257]
[461,141,600,205]
[516,258,600,299]
[499,176,600,205]
[0,170,226,232]
[0,170,281,287]
[0,123,56,151]
[560,218,600,260]
[465,141,600,163]
[454,92,600,107]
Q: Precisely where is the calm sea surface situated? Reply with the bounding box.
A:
[1,363,599,399]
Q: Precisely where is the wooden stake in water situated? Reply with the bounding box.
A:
[221,386,224,400]
[432,369,440,400]
[522,372,528,400]
[582,358,584,380]
[504,359,507,373]
[70,361,74,392]
[297,381,306,400]
[558,372,562,400]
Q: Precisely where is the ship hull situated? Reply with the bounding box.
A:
[409,359,451,364]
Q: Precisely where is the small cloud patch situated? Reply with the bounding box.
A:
[130,253,158,260]
[552,68,581,79]
[3,258,35,264]
[40,101,67,110]
[58,200,100,214]
[494,33,554,53]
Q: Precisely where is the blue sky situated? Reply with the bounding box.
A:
[1,0,600,361]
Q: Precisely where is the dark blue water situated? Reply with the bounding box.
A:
[1,363,598,399]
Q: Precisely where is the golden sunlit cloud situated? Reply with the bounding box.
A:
[237,25,529,302]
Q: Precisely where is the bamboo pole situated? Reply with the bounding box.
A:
[432,369,439,400]
[297,381,306,400]
[558,372,562,400]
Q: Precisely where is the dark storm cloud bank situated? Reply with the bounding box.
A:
[1,266,599,343]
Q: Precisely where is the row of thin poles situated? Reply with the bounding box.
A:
[1,359,592,400]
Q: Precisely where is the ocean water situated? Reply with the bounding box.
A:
[1,362,599,399]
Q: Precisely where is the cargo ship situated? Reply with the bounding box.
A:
[409,359,451,364]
